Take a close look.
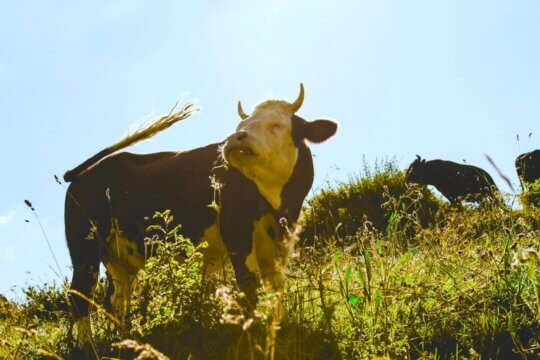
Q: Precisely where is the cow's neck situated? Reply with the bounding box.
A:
[240,149,299,211]
[211,162,287,211]
[278,143,314,222]
[251,170,292,210]
[256,185,282,210]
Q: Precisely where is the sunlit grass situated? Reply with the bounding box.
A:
[1,160,539,359]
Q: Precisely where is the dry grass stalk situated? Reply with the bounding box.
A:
[112,339,170,360]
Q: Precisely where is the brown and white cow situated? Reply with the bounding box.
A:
[63,84,337,349]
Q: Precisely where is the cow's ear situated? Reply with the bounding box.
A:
[304,119,338,143]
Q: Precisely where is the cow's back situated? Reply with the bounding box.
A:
[425,160,496,200]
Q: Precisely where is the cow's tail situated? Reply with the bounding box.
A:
[63,101,197,182]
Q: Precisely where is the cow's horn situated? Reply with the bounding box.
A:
[291,83,304,113]
[237,101,249,120]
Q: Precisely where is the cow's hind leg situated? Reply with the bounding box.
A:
[70,263,99,350]
[65,196,102,354]
[67,236,100,356]
[103,269,114,313]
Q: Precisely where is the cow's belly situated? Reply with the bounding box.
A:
[199,223,231,273]
[102,219,145,323]
[103,219,145,274]
[199,214,285,278]
[102,218,231,276]
[100,214,288,283]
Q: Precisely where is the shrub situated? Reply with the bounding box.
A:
[21,281,70,322]
[519,178,540,208]
[301,158,441,245]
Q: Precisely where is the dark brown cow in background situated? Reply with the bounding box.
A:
[515,149,540,206]
[63,84,338,351]
[405,156,500,204]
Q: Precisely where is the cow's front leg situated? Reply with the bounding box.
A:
[252,214,293,321]
[251,214,292,293]
[228,251,259,310]
[220,205,263,310]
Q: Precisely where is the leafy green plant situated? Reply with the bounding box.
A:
[21,281,70,322]
[129,210,222,356]
[520,178,540,208]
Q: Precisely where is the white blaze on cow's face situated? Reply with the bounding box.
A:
[223,100,298,210]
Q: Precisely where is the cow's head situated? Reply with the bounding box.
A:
[223,84,337,209]
[405,155,428,185]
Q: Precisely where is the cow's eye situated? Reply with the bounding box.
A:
[270,123,283,131]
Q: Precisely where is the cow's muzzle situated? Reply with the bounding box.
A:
[223,132,258,164]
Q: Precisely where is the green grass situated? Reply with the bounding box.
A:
[1,160,539,359]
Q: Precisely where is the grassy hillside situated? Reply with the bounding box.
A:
[1,163,539,359]
[301,159,441,245]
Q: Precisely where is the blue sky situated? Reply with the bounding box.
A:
[1,1,538,299]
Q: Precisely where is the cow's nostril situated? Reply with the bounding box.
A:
[236,131,248,141]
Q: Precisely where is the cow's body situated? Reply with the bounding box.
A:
[64,85,337,351]
[405,156,499,204]
[515,150,540,206]
[516,150,540,185]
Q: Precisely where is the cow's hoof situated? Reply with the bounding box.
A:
[239,285,259,312]
[71,342,97,360]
